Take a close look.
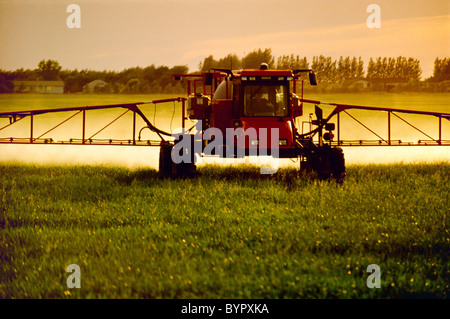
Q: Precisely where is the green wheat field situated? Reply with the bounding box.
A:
[0,93,449,299]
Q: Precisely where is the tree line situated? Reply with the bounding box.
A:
[199,49,426,84]
[0,62,188,94]
[0,49,449,93]
[429,57,450,82]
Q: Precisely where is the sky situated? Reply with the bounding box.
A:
[0,0,449,78]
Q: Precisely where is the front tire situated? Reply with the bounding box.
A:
[301,147,345,181]
[159,144,198,178]
[159,145,173,178]
[329,147,346,182]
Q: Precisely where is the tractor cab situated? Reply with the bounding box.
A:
[174,63,318,158]
[242,83,288,117]
[232,68,296,155]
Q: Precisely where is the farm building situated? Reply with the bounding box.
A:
[367,78,409,91]
[352,79,372,89]
[347,79,372,91]
[83,79,112,93]
[13,80,64,93]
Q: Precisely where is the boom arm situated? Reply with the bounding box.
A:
[299,98,450,146]
[0,98,187,146]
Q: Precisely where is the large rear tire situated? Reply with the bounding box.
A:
[159,144,198,178]
[301,147,346,181]
[329,147,346,182]
[159,145,173,178]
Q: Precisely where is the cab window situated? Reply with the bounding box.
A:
[243,84,288,117]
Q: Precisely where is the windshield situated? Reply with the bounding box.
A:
[243,84,288,117]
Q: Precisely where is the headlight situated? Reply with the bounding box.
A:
[250,139,259,146]
[279,139,288,146]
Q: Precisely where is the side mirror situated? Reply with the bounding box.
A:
[309,72,317,86]
[315,105,323,120]
[204,72,213,85]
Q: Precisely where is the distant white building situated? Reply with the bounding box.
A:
[13,80,64,93]
[351,79,372,90]
[367,78,409,91]
[83,80,112,93]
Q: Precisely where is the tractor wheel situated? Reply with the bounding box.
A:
[300,151,330,179]
[159,144,198,178]
[299,158,312,174]
[301,147,346,181]
[172,162,198,178]
[159,145,173,178]
[312,150,332,180]
[329,147,346,182]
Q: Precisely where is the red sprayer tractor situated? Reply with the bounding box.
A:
[1,63,449,181]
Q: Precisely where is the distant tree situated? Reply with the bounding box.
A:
[407,57,422,81]
[167,65,189,90]
[366,58,375,79]
[159,73,172,92]
[311,56,322,82]
[374,57,382,78]
[386,57,395,78]
[64,75,83,93]
[37,59,62,81]
[341,56,365,79]
[5,52,440,95]
[393,56,421,81]
[104,70,119,84]
[164,81,185,94]
[356,57,364,78]
[217,54,242,70]
[148,80,163,93]
[337,56,351,80]
[120,67,144,83]
[296,56,309,69]
[199,55,217,72]
[123,78,149,94]
[366,56,421,81]
[381,57,388,78]
[242,48,275,69]
[431,57,450,81]
[311,55,337,83]
[142,64,157,84]
[276,54,308,70]
[60,69,98,93]
[349,57,357,79]
[276,55,290,70]
[170,65,189,75]
[0,71,14,93]
[199,54,242,71]
[12,68,38,81]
